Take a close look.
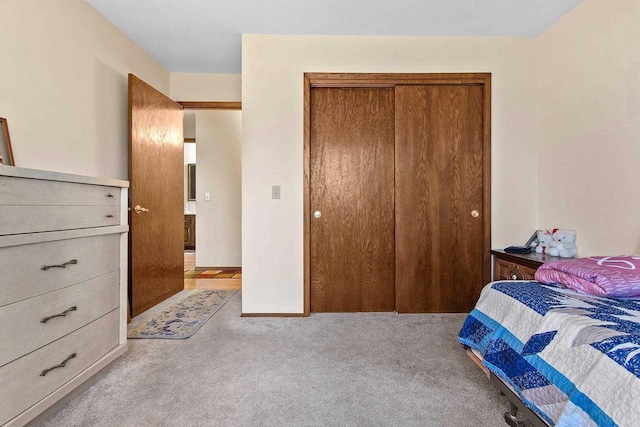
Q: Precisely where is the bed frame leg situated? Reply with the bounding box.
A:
[504,402,527,427]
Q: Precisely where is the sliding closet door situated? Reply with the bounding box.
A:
[310,88,395,312]
[395,85,486,313]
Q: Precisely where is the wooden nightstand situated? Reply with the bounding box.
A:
[491,249,561,281]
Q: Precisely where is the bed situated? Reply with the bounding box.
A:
[458,280,640,426]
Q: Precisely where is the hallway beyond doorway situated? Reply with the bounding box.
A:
[184,251,241,292]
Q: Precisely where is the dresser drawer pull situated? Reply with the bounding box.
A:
[106,193,114,198]
[41,259,78,271]
[41,306,77,324]
[106,215,114,218]
[40,353,77,377]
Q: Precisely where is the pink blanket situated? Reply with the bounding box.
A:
[535,256,640,297]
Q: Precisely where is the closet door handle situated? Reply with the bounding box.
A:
[41,306,77,324]
[40,353,77,377]
[42,259,78,271]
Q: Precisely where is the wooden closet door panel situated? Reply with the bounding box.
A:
[395,85,485,313]
[310,88,395,312]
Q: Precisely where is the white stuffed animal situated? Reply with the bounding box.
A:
[547,229,577,258]
[535,229,555,254]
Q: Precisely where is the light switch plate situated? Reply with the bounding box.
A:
[205,192,211,201]
[272,185,281,199]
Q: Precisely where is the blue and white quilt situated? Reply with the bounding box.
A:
[458,281,640,427]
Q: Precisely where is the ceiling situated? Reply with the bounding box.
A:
[86,0,584,74]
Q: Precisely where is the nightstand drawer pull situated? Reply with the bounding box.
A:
[509,268,522,280]
[40,353,77,377]
[106,193,114,198]
[41,259,78,271]
[41,306,77,324]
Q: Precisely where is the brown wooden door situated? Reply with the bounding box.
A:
[310,88,395,312]
[395,85,486,313]
[128,74,184,317]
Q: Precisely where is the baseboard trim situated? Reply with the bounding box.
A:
[241,313,307,317]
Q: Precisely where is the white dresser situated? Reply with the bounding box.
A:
[0,165,128,426]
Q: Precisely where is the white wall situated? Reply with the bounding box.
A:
[242,35,540,313]
[170,74,242,267]
[170,73,241,101]
[184,142,196,214]
[0,0,169,180]
[536,0,640,255]
[196,111,242,267]
[184,112,197,214]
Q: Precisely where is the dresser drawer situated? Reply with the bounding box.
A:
[0,309,119,426]
[0,205,120,235]
[0,234,120,306]
[494,258,537,280]
[0,271,119,367]
[0,176,120,207]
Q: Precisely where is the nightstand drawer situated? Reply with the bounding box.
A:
[491,249,559,282]
[494,258,537,280]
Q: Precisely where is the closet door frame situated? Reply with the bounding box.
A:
[303,73,492,316]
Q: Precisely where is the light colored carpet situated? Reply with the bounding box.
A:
[37,293,509,426]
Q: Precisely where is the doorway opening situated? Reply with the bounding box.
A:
[179,103,242,293]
